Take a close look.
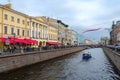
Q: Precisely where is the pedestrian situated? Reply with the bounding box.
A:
[9,46,12,53]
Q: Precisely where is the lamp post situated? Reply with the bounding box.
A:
[13,33,16,45]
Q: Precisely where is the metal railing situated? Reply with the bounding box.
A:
[0,45,84,57]
[104,45,120,52]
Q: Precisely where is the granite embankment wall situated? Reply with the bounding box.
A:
[103,47,120,71]
[0,47,86,73]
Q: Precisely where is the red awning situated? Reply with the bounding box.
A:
[0,37,38,45]
[46,42,61,45]
[0,38,6,42]
[24,39,38,44]
[10,38,24,43]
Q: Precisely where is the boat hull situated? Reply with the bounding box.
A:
[82,54,91,60]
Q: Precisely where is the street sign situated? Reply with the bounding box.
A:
[5,37,10,45]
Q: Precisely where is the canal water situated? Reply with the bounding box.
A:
[0,48,120,80]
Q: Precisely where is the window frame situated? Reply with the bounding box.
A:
[11,16,14,22]
[4,14,8,20]
[22,29,25,36]
[4,25,8,34]
[17,28,20,35]
[11,27,14,35]
[17,18,20,23]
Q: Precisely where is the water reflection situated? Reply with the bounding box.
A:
[0,48,120,80]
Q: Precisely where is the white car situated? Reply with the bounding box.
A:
[115,45,120,50]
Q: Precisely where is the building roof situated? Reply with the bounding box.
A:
[57,20,68,27]
[0,4,30,18]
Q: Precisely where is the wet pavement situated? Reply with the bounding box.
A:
[0,48,120,80]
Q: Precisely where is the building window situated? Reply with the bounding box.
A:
[4,14,8,20]
[4,26,7,34]
[27,21,29,26]
[17,29,20,35]
[22,20,25,25]
[22,30,25,36]
[49,34,50,39]
[27,30,29,37]
[50,34,51,39]
[11,16,14,22]
[58,37,60,41]
[117,21,120,26]
[17,18,20,23]
[32,31,34,38]
[39,32,40,38]
[11,27,14,35]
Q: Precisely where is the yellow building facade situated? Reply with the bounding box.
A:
[35,16,59,46]
[0,4,76,46]
[57,20,68,45]
[0,4,30,39]
[47,17,58,42]
[30,17,49,46]
[48,25,58,41]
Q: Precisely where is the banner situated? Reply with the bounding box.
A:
[83,28,101,33]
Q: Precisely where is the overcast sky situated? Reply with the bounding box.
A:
[1,0,120,41]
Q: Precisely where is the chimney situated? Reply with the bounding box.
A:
[4,4,12,9]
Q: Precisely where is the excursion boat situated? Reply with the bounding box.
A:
[82,53,92,60]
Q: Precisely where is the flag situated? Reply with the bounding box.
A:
[83,28,101,33]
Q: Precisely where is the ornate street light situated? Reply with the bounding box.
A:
[13,33,16,45]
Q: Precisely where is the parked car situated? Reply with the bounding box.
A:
[0,50,2,55]
[115,45,120,51]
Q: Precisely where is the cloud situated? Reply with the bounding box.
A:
[64,0,110,27]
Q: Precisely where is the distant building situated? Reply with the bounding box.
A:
[100,37,109,45]
[70,29,78,45]
[57,20,68,45]
[84,39,94,45]
[110,21,115,44]
[110,21,120,45]
[77,34,84,45]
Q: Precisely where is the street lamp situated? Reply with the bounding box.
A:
[13,33,16,45]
